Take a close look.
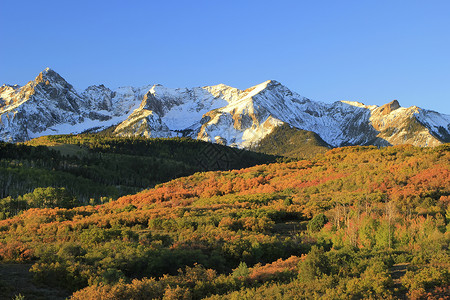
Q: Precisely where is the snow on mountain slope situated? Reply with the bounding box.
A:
[0,68,89,142]
[0,84,21,108]
[0,69,150,142]
[194,80,450,147]
[112,84,244,138]
[366,101,440,147]
[196,80,377,147]
[415,108,450,144]
[1,68,449,148]
[114,108,172,138]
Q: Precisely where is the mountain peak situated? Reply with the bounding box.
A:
[34,68,68,87]
[1,72,449,147]
[378,99,400,115]
[244,80,284,96]
[39,67,57,78]
[340,100,371,109]
[262,79,282,88]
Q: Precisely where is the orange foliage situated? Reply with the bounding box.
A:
[0,241,34,262]
[249,255,303,282]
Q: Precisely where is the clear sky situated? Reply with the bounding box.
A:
[1,0,449,114]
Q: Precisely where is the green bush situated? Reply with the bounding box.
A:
[307,213,328,232]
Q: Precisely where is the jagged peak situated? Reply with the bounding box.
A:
[258,79,282,89]
[149,84,170,94]
[146,84,187,100]
[39,67,57,78]
[84,84,111,91]
[260,79,281,86]
[1,84,20,90]
[34,67,68,86]
[244,79,284,95]
[378,99,401,115]
[340,100,376,110]
[205,83,236,90]
[387,99,400,108]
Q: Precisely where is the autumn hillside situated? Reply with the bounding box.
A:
[0,134,276,220]
[0,144,449,299]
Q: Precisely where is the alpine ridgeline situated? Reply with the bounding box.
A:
[1,68,449,147]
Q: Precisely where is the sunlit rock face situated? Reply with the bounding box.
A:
[1,68,450,147]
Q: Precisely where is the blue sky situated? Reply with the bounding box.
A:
[1,0,450,114]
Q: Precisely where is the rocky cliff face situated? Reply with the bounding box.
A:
[1,68,449,148]
[0,69,145,142]
[0,68,88,141]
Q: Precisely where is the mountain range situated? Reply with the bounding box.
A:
[1,68,449,148]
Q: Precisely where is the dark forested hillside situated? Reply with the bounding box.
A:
[251,124,330,159]
[0,135,276,219]
[0,144,448,299]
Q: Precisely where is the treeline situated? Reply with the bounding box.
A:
[0,144,448,299]
[0,135,277,219]
[0,187,76,220]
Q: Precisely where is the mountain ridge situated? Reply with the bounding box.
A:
[1,68,449,148]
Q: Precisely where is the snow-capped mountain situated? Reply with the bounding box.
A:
[0,68,147,142]
[1,68,449,148]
